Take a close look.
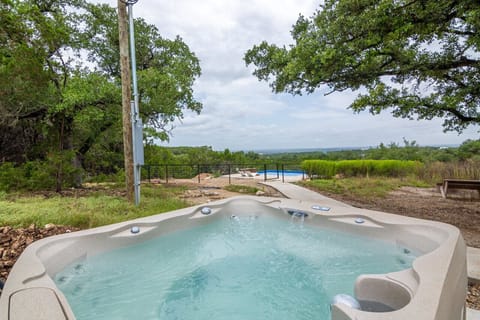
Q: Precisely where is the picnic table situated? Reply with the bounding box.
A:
[439,179,480,198]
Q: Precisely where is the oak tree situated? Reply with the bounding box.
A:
[245,0,480,132]
[0,0,202,190]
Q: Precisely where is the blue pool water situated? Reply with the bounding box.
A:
[55,215,416,320]
[258,170,305,176]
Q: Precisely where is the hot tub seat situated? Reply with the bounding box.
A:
[9,287,66,320]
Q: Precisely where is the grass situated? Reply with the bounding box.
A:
[0,177,432,229]
[0,184,189,229]
[224,184,259,194]
[299,176,430,199]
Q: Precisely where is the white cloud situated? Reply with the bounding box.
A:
[91,0,479,151]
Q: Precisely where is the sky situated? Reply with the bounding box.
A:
[94,0,478,151]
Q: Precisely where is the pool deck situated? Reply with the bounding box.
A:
[262,180,480,320]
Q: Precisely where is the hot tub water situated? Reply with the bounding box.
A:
[55,214,416,320]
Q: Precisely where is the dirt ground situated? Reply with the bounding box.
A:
[311,185,480,248]
[152,175,285,205]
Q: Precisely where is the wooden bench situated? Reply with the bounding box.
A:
[439,179,480,198]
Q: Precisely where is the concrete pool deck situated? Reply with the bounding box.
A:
[262,180,480,320]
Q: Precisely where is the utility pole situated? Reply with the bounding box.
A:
[117,0,135,203]
[127,0,144,206]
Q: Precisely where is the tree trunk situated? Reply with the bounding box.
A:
[118,0,135,203]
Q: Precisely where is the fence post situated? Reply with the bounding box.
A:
[198,164,201,183]
[264,164,267,181]
[228,164,231,184]
[282,164,285,183]
[165,165,168,184]
[147,165,151,182]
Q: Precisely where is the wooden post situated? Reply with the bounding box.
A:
[117,0,134,203]
[165,165,169,184]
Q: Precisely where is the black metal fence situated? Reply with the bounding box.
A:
[143,163,306,183]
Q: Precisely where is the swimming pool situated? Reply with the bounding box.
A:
[0,197,467,320]
[258,169,305,177]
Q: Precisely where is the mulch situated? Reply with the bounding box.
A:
[468,282,480,309]
[0,224,80,284]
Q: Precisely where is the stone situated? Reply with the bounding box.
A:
[44,223,55,230]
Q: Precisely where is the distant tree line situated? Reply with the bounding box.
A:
[1,139,479,192]
[262,139,480,163]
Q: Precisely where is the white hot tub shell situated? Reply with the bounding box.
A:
[0,196,468,320]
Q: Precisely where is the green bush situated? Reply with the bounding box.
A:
[302,160,336,178]
[301,159,422,178]
[335,160,373,177]
[23,160,57,190]
[0,152,83,192]
[0,163,25,191]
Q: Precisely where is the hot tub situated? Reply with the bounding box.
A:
[0,196,467,320]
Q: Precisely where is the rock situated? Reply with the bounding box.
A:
[2,227,11,234]
[44,223,55,230]
[25,237,34,245]
[201,190,219,196]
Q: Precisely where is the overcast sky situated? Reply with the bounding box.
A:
[94,0,478,151]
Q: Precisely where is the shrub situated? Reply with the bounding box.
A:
[335,160,372,177]
[301,160,422,178]
[0,163,25,191]
[302,160,336,178]
[0,153,83,192]
[420,159,480,183]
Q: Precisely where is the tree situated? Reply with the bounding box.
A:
[457,139,480,160]
[0,0,74,162]
[0,0,202,191]
[81,3,202,142]
[245,0,480,132]
[0,0,89,190]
